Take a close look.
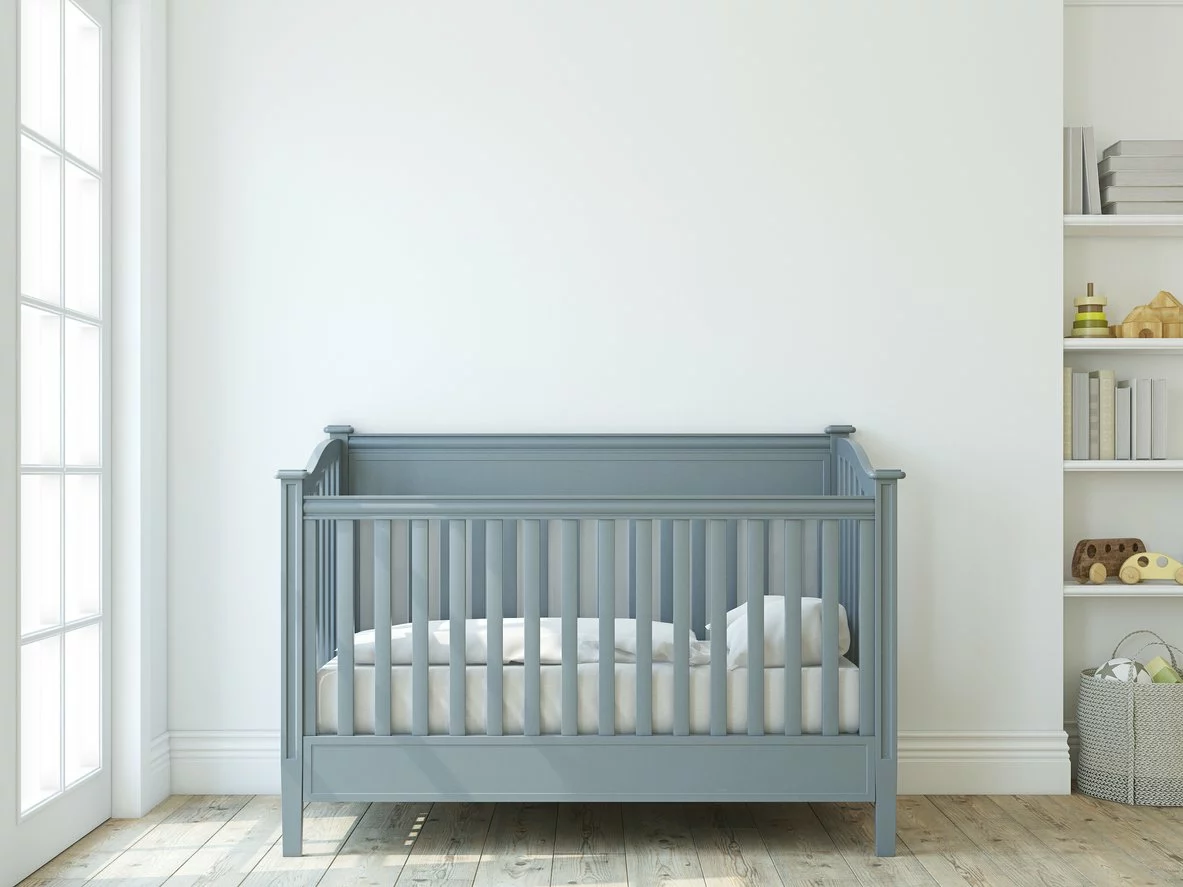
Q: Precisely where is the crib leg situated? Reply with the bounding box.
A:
[281,766,303,856]
[874,763,897,857]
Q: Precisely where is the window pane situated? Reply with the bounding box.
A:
[64,474,101,622]
[65,162,100,317]
[20,305,61,465]
[21,474,62,636]
[64,624,100,786]
[20,136,62,305]
[21,634,62,812]
[65,2,100,169]
[20,0,61,144]
[65,319,100,466]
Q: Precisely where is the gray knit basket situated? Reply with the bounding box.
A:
[1077,630,1183,806]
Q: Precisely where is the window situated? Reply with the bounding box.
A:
[18,0,106,814]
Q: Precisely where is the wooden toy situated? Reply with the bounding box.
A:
[1111,290,1183,338]
[1071,538,1147,583]
[1118,552,1183,585]
[1071,283,1113,338]
[1145,655,1182,683]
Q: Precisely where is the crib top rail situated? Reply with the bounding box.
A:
[301,494,877,521]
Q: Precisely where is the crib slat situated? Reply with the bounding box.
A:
[411,519,429,736]
[707,519,727,736]
[821,519,840,736]
[449,520,466,736]
[635,521,654,736]
[486,521,504,736]
[743,520,765,736]
[373,520,392,737]
[597,520,615,736]
[673,519,691,736]
[302,520,318,736]
[336,520,355,737]
[521,520,542,736]
[560,520,579,736]
[784,520,803,736]
[859,519,876,737]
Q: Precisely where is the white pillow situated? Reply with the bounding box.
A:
[351,617,709,666]
[719,597,851,669]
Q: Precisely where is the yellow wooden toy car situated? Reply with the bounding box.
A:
[1118,552,1183,585]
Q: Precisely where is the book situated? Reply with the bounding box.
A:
[1069,371,1078,461]
[1102,170,1183,187]
[1089,370,1116,460]
[1116,382,1132,460]
[1083,126,1102,215]
[1103,202,1183,215]
[1073,372,1090,459]
[1065,127,1084,214]
[1153,378,1168,459]
[1100,185,1183,202]
[1099,155,1183,174]
[1089,376,1100,459]
[1103,140,1183,158]
[1135,378,1153,459]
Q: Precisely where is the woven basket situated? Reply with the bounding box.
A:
[1077,630,1183,806]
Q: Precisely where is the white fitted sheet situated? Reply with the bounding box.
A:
[316,659,860,735]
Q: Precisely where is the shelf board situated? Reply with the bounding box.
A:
[1064,338,1183,354]
[1065,460,1183,471]
[1065,581,1183,598]
[1065,215,1183,237]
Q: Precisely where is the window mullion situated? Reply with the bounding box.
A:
[57,0,67,799]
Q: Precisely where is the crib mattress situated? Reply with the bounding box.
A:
[316,659,860,735]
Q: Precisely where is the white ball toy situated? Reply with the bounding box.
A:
[1095,657,1152,683]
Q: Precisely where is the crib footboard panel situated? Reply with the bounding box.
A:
[304,735,875,802]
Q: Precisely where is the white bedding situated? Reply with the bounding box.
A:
[316,658,860,735]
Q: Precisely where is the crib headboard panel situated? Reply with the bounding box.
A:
[344,432,834,497]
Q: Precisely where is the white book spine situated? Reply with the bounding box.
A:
[1116,384,1132,460]
[1073,373,1090,459]
[1063,368,1073,460]
[1089,377,1100,460]
[1153,379,1168,459]
[1136,379,1153,460]
[1068,127,1084,214]
[1090,370,1115,460]
[1083,126,1102,215]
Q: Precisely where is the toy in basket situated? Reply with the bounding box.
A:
[1077,630,1183,806]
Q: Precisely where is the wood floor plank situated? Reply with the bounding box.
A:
[89,796,253,887]
[621,803,706,886]
[237,801,368,886]
[927,795,1090,887]
[19,795,190,884]
[894,796,1025,887]
[549,853,628,885]
[394,802,495,887]
[1068,791,1183,877]
[810,802,936,887]
[472,802,558,887]
[554,803,624,856]
[162,795,283,886]
[681,803,758,830]
[318,801,432,886]
[748,802,860,887]
[992,794,1169,886]
[691,826,784,887]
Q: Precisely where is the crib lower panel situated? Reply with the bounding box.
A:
[302,734,876,802]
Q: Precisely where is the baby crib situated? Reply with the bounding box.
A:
[277,425,903,856]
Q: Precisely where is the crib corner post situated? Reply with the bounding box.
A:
[873,471,900,858]
[874,765,897,857]
[278,470,307,856]
[824,425,855,494]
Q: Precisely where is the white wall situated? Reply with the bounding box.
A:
[167,0,1067,792]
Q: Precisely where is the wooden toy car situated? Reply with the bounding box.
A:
[1072,538,1146,584]
[1118,552,1183,585]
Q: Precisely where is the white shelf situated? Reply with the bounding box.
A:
[1064,215,1183,237]
[1064,338,1183,354]
[1065,582,1183,598]
[1065,460,1183,471]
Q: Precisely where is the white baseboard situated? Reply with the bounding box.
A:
[148,732,172,807]
[170,731,281,795]
[165,729,1071,797]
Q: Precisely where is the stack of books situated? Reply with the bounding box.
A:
[1064,369,1168,460]
[1101,140,1183,215]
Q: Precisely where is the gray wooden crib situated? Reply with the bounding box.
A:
[277,425,903,856]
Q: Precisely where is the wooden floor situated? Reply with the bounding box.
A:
[18,793,1183,886]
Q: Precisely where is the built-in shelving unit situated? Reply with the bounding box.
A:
[1064,582,1183,598]
[1064,460,1183,472]
[1064,339,1183,354]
